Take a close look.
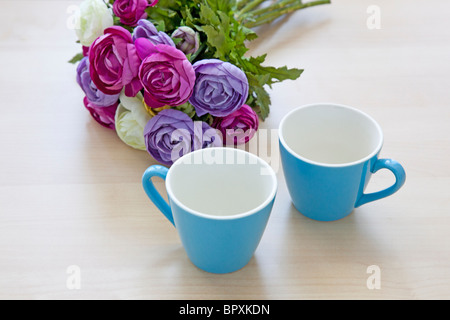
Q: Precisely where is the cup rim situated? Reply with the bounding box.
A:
[278,103,384,168]
[165,147,278,220]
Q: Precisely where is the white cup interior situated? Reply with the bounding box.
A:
[279,104,383,165]
[166,148,277,218]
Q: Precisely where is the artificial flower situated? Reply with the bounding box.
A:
[83,97,118,130]
[143,109,222,165]
[132,19,175,47]
[82,46,90,57]
[113,0,148,27]
[172,26,200,55]
[144,104,172,117]
[115,91,153,150]
[77,57,120,107]
[212,104,259,145]
[193,121,223,151]
[89,26,142,97]
[74,0,114,47]
[189,59,249,117]
[135,39,196,108]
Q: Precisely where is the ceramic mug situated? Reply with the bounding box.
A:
[279,103,406,221]
[142,147,277,273]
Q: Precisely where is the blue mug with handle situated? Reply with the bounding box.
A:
[142,148,277,274]
[279,103,406,221]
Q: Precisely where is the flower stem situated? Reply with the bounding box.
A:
[244,0,331,28]
[189,43,207,63]
[237,0,251,10]
[238,0,267,16]
[251,0,299,17]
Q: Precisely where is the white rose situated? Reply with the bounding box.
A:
[74,0,114,47]
[115,92,153,151]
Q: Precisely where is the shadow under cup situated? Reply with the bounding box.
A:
[143,148,277,273]
[279,103,406,221]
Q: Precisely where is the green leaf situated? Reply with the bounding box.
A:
[68,52,84,64]
[182,6,196,28]
[199,25,233,59]
[241,26,258,41]
[171,37,183,45]
[199,3,220,25]
[246,73,272,120]
[155,20,166,32]
[146,4,181,32]
[254,88,271,120]
[251,86,272,120]
[203,0,236,13]
[195,3,237,60]
[174,102,196,118]
[241,55,302,120]
[239,54,303,87]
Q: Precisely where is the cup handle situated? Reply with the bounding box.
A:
[355,159,406,208]
[142,165,175,227]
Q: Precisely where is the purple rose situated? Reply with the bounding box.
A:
[189,59,249,117]
[77,57,120,107]
[172,26,200,55]
[213,104,259,145]
[113,0,148,27]
[83,97,118,130]
[193,121,224,151]
[132,19,175,47]
[89,26,143,97]
[135,38,196,108]
[144,109,222,165]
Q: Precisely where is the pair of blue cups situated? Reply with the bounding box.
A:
[142,103,406,273]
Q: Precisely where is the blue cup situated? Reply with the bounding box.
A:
[142,148,277,273]
[279,103,406,221]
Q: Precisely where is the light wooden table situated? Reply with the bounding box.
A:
[1,0,449,300]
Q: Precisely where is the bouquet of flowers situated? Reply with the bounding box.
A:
[71,0,330,165]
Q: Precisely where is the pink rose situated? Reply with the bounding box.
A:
[135,38,196,108]
[113,0,149,27]
[89,26,142,97]
[82,46,90,57]
[212,104,259,145]
[83,97,118,130]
